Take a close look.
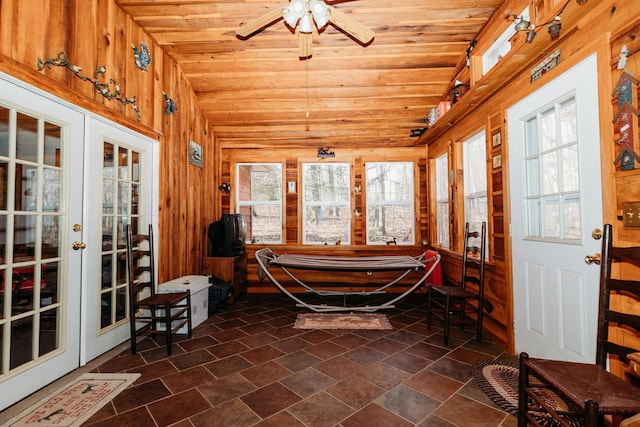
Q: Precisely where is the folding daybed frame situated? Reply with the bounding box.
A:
[255,247,441,312]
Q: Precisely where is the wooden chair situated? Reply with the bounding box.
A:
[126,224,192,356]
[427,221,486,345]
[518,223,640,426]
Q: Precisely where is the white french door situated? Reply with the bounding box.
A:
[82,117,156,363]
[0,75,157,410]
[0,75,84,409]
[508,54,603,362]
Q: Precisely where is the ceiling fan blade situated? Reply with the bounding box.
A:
[327,5,374,44]
[236,7,284,38]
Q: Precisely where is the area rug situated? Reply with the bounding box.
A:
[294,313,393,330]
[471,360,583,426]
[7,373,140,427]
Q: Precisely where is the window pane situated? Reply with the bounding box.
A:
[304,164,349,202]
[561,145,579,192]
[560,100,577,144]
[563,194,581,240]
[527,198,541,237]
[544,197,560,238]
[525,158,539,197]
[303,205,350,244]
[540,108,557,151]
[525,118,538,156]
[541,151,558,194]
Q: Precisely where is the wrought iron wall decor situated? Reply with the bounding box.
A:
[37,51,141,121]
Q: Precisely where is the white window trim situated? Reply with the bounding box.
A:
[236,162,284,244]
[365,161,415,245]
[301,162,351,245]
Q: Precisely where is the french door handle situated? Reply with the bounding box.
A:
[72,241,87,250]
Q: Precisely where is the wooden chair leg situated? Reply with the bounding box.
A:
[518,352,530,427]
[165,300,172,356]
[444,294,451,345]
[129,314,137,355]
[426,286,432,329]
[477,299,483,342]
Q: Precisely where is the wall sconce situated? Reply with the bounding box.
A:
[218,182,231,193]
[525,27,537,43]
[512,15,531,32]
[548,16,562,40]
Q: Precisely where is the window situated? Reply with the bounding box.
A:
[482,7,530,75]
[302,163,350,244]
[365,162,414,244]
[463,131,488,252]
[524,97,580,241]
[435,153,449,248]
[236,163,283,244]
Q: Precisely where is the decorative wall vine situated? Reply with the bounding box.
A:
[36,51,141,121]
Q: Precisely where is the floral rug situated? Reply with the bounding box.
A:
[294,313,393,330]
[7,373,140,427]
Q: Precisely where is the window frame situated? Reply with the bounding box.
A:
[364,161,415,245]
[301,162,351,245]
[435,152,450,249]
[481,6,530,75]
[462,130,489,257]
[235,162,284,244]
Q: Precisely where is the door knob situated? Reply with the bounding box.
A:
[72,241,86,250]
[584,253,601,265]
[592,228,602,240]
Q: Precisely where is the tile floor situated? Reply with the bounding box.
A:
[12,293,520,426]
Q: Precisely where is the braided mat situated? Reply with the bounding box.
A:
[471,360,583,426]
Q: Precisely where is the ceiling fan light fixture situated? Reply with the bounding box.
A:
[284,0,307,28]
[310,0,330,28]
[299,11,314,33]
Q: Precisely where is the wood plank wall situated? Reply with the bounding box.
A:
[0,0,214,282]
[423,1,640,353]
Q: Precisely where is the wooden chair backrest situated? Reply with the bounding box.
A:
[597,223,640,369]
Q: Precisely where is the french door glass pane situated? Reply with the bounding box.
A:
[100,141,142,331]
[1,107,64,374]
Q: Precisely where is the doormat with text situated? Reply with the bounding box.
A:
[7,372,140,427]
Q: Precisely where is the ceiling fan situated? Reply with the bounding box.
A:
[235,0,374,58]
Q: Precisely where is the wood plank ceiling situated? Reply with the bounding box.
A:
[115,0,504,148]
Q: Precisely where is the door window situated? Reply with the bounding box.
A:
[524,98,581,242]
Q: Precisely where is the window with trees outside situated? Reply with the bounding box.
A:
[365,162,414,244]
[436,153,449,248]
[463,131,488,253]
[236,163,283,244]
[302,163,350,244]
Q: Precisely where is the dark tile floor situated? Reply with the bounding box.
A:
[23,293,520,426]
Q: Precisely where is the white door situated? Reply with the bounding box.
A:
[0,75,84,409]
[82,117,156,363]
[509,54,603,362]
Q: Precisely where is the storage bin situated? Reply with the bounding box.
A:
[158,275,211,333]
